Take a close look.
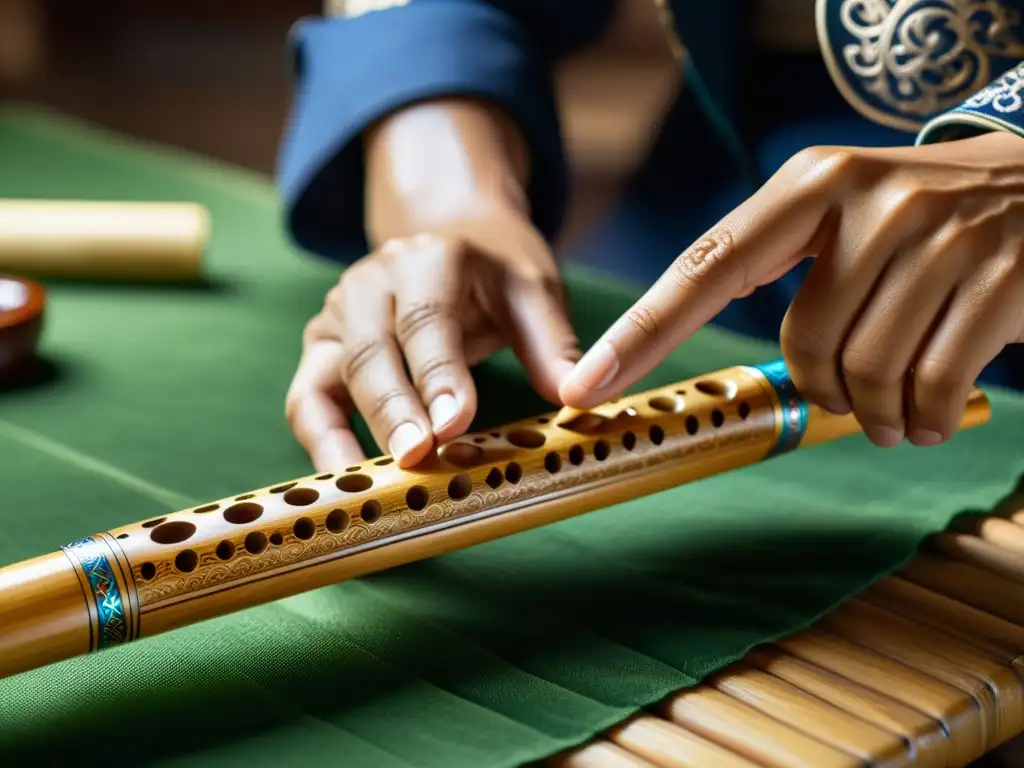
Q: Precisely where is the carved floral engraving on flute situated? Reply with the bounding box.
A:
[131,380,772,606]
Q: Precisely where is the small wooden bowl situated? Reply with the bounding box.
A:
[0,276,45,383]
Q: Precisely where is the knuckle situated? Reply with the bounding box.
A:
[411,355,462,391]
[668,228,735,289]
[365,388,412,423]
[381,233,462,265]
[340,338,383,383]
[841,347,900,390]
[780,323,833,370]
[887,182,933,221]
[914,358,963,398]
[786,145,857,186]
[394,301,456,345]
[625,304,660,337]
[284,393,300,427]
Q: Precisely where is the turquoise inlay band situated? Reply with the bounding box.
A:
[60,537,130,651]
[752,359,809,457]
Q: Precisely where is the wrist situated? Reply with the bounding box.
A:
[364,97,531,248]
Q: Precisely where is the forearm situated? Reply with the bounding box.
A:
[364,97,532,249]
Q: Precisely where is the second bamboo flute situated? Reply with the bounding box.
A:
[0,360,992,680]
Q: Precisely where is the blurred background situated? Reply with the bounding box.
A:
[0,0,681,257]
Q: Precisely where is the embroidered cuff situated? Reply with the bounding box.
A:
[917,62,1024,145]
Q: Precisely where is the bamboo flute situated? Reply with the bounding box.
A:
[0,360,992,680]
[0,199,209,281]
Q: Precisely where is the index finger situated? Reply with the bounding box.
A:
[559,156,838,408]
[286,340,366,472]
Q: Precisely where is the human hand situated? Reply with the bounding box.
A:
[560,131,1024,447]
[286,216,581,471]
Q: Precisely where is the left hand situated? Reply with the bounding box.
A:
[559,131,1024,447]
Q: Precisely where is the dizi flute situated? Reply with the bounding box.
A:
[0,360,992,680]
[0,199,209,281]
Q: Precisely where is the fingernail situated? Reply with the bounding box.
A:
[820,399,851,416]
[908,428,943,446]
[389,422,426,459]
[864,425,903,447]
[569,340,620,391]
[429,394,460,431]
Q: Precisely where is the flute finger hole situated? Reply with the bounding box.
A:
[223,502,263,525]
[235,494,254,501]
[568,445,585,465]
[649,425,665,445]
[649,395,683,413]
[270,533,283,546]
[441,442,484,468]
[326,509,350,533]
[544,452,561,473]
[507,428,546,448]
[140,562,156,580]
[174,550,198,573]
[193,504,219,514]
[593,440,610,461]
[216,540,235,560]
[270,482,297,494]
[711,409,725,428]
[150,521,197,545]
[406,486,429,511]
[141,517,166,529]
[336,474,373,493]
[374,458,394,466]
[505,462,523,484]
[557,413,608,433]
[345,465,361,472]
[361,500,382,523]
[244,531,268,555]
[284,487,320,506]
[315,473,334,480]
[293,517,315,540]
[738,401,751,420]
[486,468,503,488]
[695,379,736,399]
[448,474,472,500]
[685,416,699,435]
[622,431,637,450]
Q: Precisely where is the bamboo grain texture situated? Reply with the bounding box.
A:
[547,506,1024,768]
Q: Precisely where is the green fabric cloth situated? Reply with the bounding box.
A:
[0,107,1021,767]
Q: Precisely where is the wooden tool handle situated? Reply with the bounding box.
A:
[0,199,209,281]
[0,360,993,680]
[0,274,44,381]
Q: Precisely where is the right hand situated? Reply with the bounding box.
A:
[285,212,582,471]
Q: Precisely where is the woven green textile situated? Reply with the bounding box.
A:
[0,108,1021,767]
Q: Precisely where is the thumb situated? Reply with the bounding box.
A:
[502,273,582,404]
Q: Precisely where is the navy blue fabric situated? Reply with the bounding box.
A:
[918,62,1024,144]
[277,0,615,262]
[817,0,1024,136]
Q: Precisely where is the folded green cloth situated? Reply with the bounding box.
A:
[0,108,1021,767]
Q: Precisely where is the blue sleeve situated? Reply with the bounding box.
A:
[276,0,616,264]
[916,62,1024,145]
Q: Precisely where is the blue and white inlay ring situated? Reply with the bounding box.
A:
[60,537,134,652]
